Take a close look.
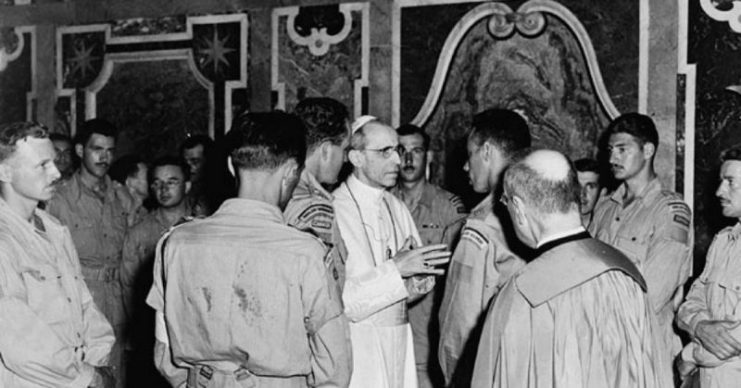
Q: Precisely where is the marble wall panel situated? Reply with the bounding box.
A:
[0,28,33,125]
[56,13,248,148]
[408,13,613,207]
[399,0,638,126]
[274,4,365,115]
[96,60,210,161]
[111,16,187,37]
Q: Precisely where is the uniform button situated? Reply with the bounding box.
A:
[615,217,620,221]
[67,297,72,302]
[631,237,636,241]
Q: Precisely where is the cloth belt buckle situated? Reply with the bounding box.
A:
[190,365,255,388]
[103,267,118,282]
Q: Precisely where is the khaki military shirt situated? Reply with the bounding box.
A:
[284,170,347,292]
[589,178,693,359]
[47,172,134,270]
[0,200,114,387]
[121,208,192,318]
[438,195,524,385]
[391,182,466,385]
[678,223,741,387]
[48,172,134,330]
[147,199,351,388]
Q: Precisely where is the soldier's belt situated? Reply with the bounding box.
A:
[80,266,120,282]
[187,363,254,388]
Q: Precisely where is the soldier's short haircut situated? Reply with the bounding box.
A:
[225,111,306,171]
[396,123,430,150]
[0,121,50,163]
[469,108,531,159]
[504,148,580,215]
[73,118,118,147]
[109,154,145,185]
[721,146,741,163]
[604,112,659,147]
[180,134,214,154]
[151,155,190,182]
[294,97,349,151]
[574,158,600,175]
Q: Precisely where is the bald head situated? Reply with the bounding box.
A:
[503,148,580,216]
[524,149,571,180]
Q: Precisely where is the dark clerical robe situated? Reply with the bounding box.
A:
[471,232,672,387]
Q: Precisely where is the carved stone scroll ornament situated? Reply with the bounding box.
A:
[0,28,23,72]
[488,10,547,39]
[701,0,741,33]
[286,5,353,57]
[410,0,619,127]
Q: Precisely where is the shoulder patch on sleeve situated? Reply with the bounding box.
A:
[666,200,691,244]
[668,200,691,215]
[297,203,334,221]
[461,227,488,249]
[449,194,466,214]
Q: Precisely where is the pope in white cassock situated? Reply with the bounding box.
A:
[333,116,451,388]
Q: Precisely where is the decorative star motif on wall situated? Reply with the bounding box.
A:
[68,43,99,79]
[198,29,235,73]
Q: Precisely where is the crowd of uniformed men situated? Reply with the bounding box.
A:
[1,97,740,388]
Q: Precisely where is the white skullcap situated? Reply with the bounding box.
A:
[351,115,377,134]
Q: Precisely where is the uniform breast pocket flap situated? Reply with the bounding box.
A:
[21,267,63,309]
[615,235,647,266]
[718,278,741,295]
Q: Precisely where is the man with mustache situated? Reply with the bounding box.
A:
[589,112,693,378]
[333,116,451,387]
[0,121,114,387]
[676,146,741,387]
[48,118,135,388]
[390,123,466,388]
[438,108,530,387]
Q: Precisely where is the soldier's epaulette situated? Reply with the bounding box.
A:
[298,203,334,221]
[292,225,321,239]
[449,194,467,214]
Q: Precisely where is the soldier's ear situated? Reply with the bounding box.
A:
[0,163,11,183]
[75,143,84,159]
[320,141,333,161]
[184,181,192,195]
[642,142,656,160]
[281,158,300,182]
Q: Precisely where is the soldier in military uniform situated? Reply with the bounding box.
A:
[147,111,352,387]
[284,97,351,291]
[589,112,693,379]
[47,118,134,388]
[121,156,196,387]
[438,109,530,387]
[390,123,466,388]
